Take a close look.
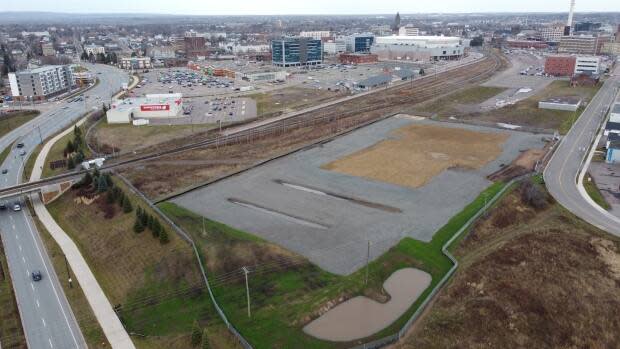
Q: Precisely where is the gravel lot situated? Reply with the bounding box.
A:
[172,117,546,275]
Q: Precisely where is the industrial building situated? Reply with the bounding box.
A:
[241,70,288,82]
[544,55,576,76]
[345,34,374,53]
[106,93,184,124]
[271,37,323,67]
[120,57,152,70]
[538,96,582,112]
[8,65,74,100]
[356,74,392,90]
[540,25,564,42]
[371,35,465,61]
[338,53,378,64]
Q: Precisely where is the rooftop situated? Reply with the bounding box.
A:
[376,35,460,41]
[612,103,620,114]
[539,96,582,105]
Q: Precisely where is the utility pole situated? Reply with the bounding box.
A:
[242,266,251,318]
[365,240,370,285]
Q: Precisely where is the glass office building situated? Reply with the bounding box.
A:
[272,37,323,67]
[352,35,374,53]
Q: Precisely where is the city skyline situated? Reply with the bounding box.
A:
[2,0,620,16]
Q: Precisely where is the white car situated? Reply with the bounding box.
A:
[13,203,21,211]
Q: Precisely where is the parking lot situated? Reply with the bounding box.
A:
[148,95,257,125]
[172,117,546,275]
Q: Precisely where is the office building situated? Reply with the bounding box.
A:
[346,34,374,53]
[574,56,600,75]
[371,35,465,61]
[558,35,597,54]
[540,24,564,42]
[323,40,347,55]
[8,65,74,100]
[41,42,56,56]
[602,42,620,56]
[271,37,323,67]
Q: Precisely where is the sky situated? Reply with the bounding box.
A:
[2,0,619,15]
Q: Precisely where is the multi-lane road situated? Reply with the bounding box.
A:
[544,66,620,237]
[0,63,128,348]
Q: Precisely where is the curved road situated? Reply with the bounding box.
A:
[544,66,620,236]
[0,63,129,348]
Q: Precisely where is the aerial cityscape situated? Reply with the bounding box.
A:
[0,1,620,348]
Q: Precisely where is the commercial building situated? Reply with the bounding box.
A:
[574,56,600,75]
[602,42,620,56]
[558,35,597,54]
[356,74,392,90]
[120,57,152,70]
[147,46,175,59]
[544,55,576,76]
[398,25,420,37]
[338,53,379,64]
[84,44,105,56]
[371,35,465,61]
[8,65,74,100]
[505,39,548,49]
[606,141,620,164]
[106,93,184,124]
[346,34,374,53]
[184,31,209,58]
[300,31,331,40]
[271,37,323,67]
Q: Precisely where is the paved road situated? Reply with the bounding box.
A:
[0,63,129,348]
[544,67,620,237]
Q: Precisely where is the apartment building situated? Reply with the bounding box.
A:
[8,65,74,100]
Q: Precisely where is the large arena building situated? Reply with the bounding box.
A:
[370,35,466,61]
[106,93,184,124]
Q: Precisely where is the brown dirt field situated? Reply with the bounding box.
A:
[487,148,547,182]
[395,182,620,349]
[322,124,508,188]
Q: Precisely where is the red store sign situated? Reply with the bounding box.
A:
[141,104,170,111]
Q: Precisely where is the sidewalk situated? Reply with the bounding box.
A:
[30,119,136,349]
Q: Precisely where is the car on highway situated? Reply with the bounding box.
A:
[1,169,7,174]
[31,270,42,282]
[19,150,26,156]
[0,202,6,210]
[16,142,24,148]
[12,203,21,211]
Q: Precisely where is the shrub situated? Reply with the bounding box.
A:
[520,179,549,209]
[159,228,169,244]
[133,217,145,233]
[190,320,202,346]
[122,196,133,213]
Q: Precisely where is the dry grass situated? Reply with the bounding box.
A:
[396,183,620,349]
[322,124,508,188]
[248,87,346,117]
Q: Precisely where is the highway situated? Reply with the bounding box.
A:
[0,63,129,348]
[544,66,620,237]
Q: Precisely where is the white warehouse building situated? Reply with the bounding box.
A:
[371,35,466,61]
[106,93,184,124]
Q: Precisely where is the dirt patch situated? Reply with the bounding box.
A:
[322,124,508,188]
[487,148,547,181]
[304,268,431,341]
[396,182,620,349]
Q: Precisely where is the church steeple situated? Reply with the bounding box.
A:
[393,12,401,31]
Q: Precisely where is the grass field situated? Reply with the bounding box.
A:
[47,177,239,349]
[0,110,40,139]
[584,173,611,210]
[158,181,506,348]
[413,85,507,115]
[89,122,215,155]
[248,87,346,117]
[397,181,620,348]
[23,142,43,180]
[461,80,601,133]
[0,141,14,166]
[0,237,27,349]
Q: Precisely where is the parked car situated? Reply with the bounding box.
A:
[31,270,42,282]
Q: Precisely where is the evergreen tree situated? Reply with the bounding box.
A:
[159,228,169,244]
[122,196,133,213]
[133,217,145,233]
[200,329,210,349]
[103,173,113,187]
[190,320,202,346]
[67,156,75,169]
[140,210,148,226]
[65,140,75,154]
[147,214,155,231]
[97,175,108,192]
[92,168,100,180]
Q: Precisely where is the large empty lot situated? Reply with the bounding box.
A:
[172,117,545,275]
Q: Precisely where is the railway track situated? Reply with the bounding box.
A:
[0,51,505,199]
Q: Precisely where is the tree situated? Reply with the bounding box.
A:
[147,214,155,231]
[419,68,425,76]
[122,196,133,213]
[106,190,115,204]
[159,228,169,244]
[200,329,210,349]
[67,156,75,169]
[104,173,113,188]
[190,320,202,346]
[133,217,145,233]
[151,218,160,238]
[97,175,108,192]
[65,140,75,154]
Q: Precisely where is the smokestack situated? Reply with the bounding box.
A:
[564,0,575,36]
